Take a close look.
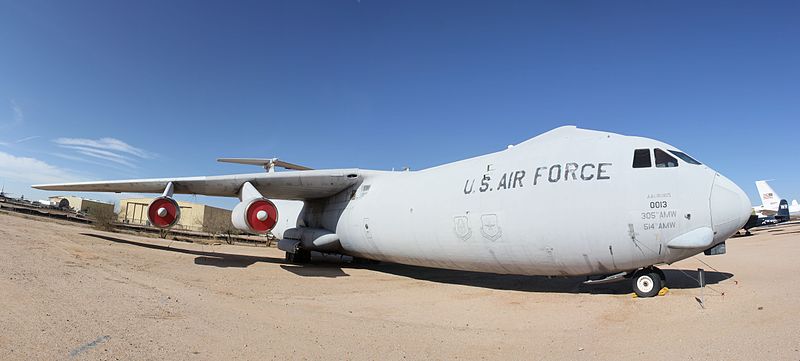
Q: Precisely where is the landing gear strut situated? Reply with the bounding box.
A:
[631,267,665,298]
[285,249,311,264]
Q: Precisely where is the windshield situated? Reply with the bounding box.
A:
[668,150,702,165]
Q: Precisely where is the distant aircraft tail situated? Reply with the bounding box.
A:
[756,180,781,210]
[777,199,790,221]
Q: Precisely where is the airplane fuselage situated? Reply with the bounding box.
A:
[33,126,752,282]
[282,127,751,276]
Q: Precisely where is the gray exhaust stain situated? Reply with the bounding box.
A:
[69,335,110,358]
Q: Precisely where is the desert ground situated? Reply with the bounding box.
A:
[1,212,799,360]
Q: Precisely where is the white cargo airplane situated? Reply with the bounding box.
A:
[753,180,800,217]
[34,126,751,297]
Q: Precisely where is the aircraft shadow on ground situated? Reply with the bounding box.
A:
[82,233,286,269]
[83,233,352,277]
[280,264,350,278]
[356,263,733,295]
[770,230,800,235]
[81,233,732,292]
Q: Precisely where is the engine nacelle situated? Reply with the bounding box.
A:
[232,197,279,234]
[147,196,180,228]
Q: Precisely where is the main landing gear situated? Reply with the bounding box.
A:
[285,249,311,264]
[631,267,665,298]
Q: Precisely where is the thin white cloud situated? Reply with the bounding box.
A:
[0,151,83,184]
[2,100,24,130]
[51,153,135,175]
[16,135,40,143]
[54,137,154,159]
[53,137,154,169]
[0,135,39,147]
[11,100,23,123]
[60,145,137,168]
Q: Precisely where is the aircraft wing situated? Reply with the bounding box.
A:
[755,208,777,216]
[32,169,361,200]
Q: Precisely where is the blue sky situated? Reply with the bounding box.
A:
[1,0,798,209]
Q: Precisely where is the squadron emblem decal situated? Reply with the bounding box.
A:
[453,216,472,241]
[480,214,502,241]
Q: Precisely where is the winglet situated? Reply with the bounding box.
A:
[217,158,313,173]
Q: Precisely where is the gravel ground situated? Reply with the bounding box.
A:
[1,212,799,360]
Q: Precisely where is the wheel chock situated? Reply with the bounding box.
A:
[631,287,669,298]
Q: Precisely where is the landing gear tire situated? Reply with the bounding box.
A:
[285,250,311,264]
[632,268,663,298]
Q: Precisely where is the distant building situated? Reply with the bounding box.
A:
[118,198,233,232]
[48,195,114,215]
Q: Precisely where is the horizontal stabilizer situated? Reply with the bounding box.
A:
[217,158,312,172]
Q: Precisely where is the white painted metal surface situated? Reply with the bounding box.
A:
[34,126,752,277]
[752,180,800,216]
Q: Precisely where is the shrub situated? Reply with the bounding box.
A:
[88,206,117,232]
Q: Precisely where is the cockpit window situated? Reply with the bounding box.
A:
[632,149,652,168]
[668,150,701,165]
[654,148,678,168]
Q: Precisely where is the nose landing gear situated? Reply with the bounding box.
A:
[631,267,665,298]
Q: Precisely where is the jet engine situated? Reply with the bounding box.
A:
[232,197,279,234]
[148,196,180,228]
[146,181,180,229]
[232,181,279,234]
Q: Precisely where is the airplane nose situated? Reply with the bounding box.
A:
[709,174,752,243]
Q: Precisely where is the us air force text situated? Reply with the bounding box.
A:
[463,162,612,194]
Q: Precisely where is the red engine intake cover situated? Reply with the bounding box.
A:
[246,199,278,233]
[148,197,180,228]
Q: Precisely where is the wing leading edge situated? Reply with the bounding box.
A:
[32,169,361,200]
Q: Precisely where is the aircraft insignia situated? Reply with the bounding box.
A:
[480,214,502,241]
[453,216,472,241]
